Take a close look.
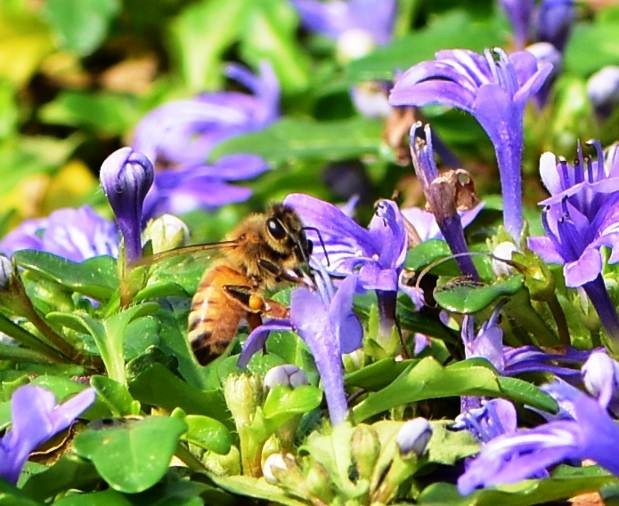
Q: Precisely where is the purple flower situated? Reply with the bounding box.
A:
[461,304,596,379]
[462,309,505,371]
[100,147,154,263]
[0,206,119,262]
[408,122,480,279]
[452,398,518,443]
[499,0,535,49]
[284,193,407,293]
[528,143,619,342]
[143,154,268,217]
[0,385,95,483]
[401,203,483,243]
[458,380,619,494]
[133,62,278,170]
[132,62,278,217]
[587,66,619,119]
[390,48,553,238]
[239,271,362,425]
[292,0,396,48]
[284,193,407,337]
[535,0,574,53]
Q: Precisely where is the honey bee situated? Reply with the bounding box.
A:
[138,204,313,364]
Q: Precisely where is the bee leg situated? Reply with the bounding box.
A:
[223,284,290,319]
[258,259,304,284]
[223,284,267,313]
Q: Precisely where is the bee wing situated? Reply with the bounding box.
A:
[130,240,239,268]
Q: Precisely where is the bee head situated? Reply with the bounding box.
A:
[265,204,313,263]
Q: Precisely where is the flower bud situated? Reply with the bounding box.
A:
[582,351,619,412]
[223,374,261,427]
[0,255,14,291]
[499,0,534,49]
[535,0,574,52]
[336,29,375,63]
[587,66,619,119]
[262,452,290,484]
[304,461,335,504]
[526,42,562,107]
[492,241,518,277]
[351,424,381,480]
[263,364,308,390]
[396,418,432,458]
[262,453,309,497]
[142,214,189,254]
[100,147,154,262]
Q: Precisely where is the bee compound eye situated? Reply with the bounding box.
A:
[306,239,313,255]
[267,218,287,240]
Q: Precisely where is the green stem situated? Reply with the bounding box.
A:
[0,313,67,363]
[26,309,80,361]
[547,294,571,346]
[175,443,207,472]
[0,340,57,363]
[504,289,559,346]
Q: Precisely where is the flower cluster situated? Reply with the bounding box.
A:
[134,62,279,218]
[529,143,619,344]
[459,353,619,494]
[390,48,552,238]
[0,206,118,262]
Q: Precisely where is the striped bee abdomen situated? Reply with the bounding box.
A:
[188,264,249,364]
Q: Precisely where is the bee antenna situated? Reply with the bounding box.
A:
[301,226,331,266]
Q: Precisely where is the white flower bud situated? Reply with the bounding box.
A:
[263,364,308,390]
[492,242,518,277]
[396,417,432,457]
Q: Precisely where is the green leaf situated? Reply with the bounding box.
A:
[129,363,230,426]
[0,136,80,197]
[417,466,619,506]
[433,275,524,313]
[346,11,506,82]
[169,0,249,91]
[497,376,558,414]
[345,358,413,391]
[0,2,54,87]
[91,375,140,417]
[14,251,118,300]
[425,421,479,465]
[240,0,309,92]
[22,455,99,502]
[48,303,159,384]
[124,316,159,360]
[405,240,452,271]
[54,490,132,506]
[74,416,187,494]
[352,357,533,422]
[301,422,365,498]
[134,281,189,302]
[39,91,140,135]
[0,478,42,505]
[183,414,232,454]
[565,22,619,76]
[211,117,383,164]
[0,81,17,140]
[44,0,120,56]
[208,474,306,506]
[262,385,322,427]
